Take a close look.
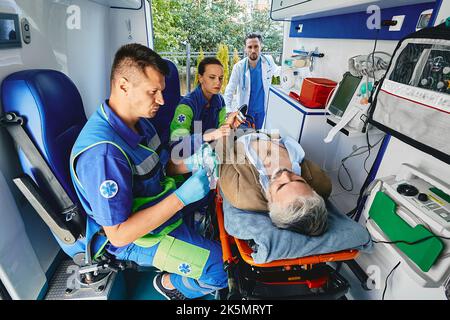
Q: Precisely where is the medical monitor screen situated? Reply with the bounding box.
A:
[328,72,361,118]
[0,13,21,49]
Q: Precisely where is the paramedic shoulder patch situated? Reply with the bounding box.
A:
[177,114,186,124]
[99,180,119,199]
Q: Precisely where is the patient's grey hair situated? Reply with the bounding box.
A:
[268,190,328,236]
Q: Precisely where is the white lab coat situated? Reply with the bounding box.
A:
[224,55,281,113]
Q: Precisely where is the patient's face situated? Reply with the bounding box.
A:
[267,168,314,207]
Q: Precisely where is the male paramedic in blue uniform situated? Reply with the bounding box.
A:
[70,43,227,300]
[224,33,280,129]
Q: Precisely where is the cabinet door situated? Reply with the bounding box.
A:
[265,89,304,141]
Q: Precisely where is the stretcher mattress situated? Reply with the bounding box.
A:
[222,192,372,263]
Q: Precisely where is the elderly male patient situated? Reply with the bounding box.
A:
[215,129,332,236]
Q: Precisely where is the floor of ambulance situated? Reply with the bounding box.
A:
[122,269,215,300]
[44,258,215,300]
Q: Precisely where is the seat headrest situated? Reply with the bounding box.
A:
[149,59,181,145]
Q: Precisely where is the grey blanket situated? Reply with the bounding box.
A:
[222,193,372,263]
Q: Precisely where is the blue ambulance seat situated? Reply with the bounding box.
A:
[1,61,180,259]
[149,59,180,145]
[2,69,87,203]
[1,69,88,257]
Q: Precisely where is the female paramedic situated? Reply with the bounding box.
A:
[169,57,242,157]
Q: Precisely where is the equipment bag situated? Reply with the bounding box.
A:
[369,22,450,164]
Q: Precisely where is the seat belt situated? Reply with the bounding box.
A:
[0,112,84,243]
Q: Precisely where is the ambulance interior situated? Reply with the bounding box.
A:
[0,0,449,300]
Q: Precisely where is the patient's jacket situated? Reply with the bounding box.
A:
[217,130,332,212]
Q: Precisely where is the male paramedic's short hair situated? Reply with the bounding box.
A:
[268,190,328,236]
[244,32,262,44]
[110,43,169,83]
[198,57,223,76]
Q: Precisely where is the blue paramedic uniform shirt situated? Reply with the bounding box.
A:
[170,85,226,156]
[248,58,265,115]
[75,102,167,254]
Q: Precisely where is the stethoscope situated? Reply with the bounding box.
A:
[242,55,271,91]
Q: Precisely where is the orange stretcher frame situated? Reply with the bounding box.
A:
[215,190,360,269]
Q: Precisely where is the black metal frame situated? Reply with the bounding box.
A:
[229,249,350,300]
[0,112,85,242]
[0,279,12,300]
[0,13,22,49]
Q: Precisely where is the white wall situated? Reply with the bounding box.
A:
[0,0,113,299]
[107,2,150,104]
[144,0,154,49]
[109,3,149,54]
[0,171,47,300]
[0,0,111,116]
[282,23,398,85]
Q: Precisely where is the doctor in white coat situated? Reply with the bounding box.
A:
[224,33,280,129]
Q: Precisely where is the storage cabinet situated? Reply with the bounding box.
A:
[271,0,436,20]
[264,86,328,165]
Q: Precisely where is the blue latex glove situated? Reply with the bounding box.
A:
[174,168,210,206]
[183,154,195,172]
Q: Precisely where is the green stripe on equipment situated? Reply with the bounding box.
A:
[369,191,444,272]
[430,187,450,203]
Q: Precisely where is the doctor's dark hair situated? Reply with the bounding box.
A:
[244,32,262,45]
[110,43,169,83]
[198,57,223,76]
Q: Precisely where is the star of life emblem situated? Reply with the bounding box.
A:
[178,263,191,275]
[177,114,186,123]
[99,180,119,199]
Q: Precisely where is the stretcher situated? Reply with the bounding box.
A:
[214,190,370,300]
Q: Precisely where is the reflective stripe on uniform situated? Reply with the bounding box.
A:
[147,133,161,151]
[134,152,160,176]
[197,279,223,291]
[182,277,198,291]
